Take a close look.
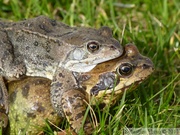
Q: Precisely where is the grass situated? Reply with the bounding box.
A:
[0,0,180,134]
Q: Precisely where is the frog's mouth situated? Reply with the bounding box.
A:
[69,63,97,72]
[62,57,114,72]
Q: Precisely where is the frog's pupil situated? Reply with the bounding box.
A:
[87,42,100,53]
[90,44,97,50]
[122,66,131,73]
[118,63,133,76]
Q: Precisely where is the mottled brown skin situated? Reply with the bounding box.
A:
[0,16,123,128]
[8,77,61,134]
[52,44,154,134]
[77,44,154,106]
[8,44,153,134]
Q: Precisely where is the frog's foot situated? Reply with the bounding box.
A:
[62,89,93,135]
[0,112,8,128]
[5,62,26,79]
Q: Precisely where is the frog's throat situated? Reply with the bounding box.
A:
[60,62,97,72]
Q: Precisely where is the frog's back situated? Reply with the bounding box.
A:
[1,16,73,35]
[0,16,76,79]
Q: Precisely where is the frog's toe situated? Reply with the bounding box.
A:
[0,112,8,128]
[4,62,26,79]
[12,64,26,78]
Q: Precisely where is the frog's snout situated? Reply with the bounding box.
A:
[143,58,154,70]
[109,39,123,54]
[110,45,118,50]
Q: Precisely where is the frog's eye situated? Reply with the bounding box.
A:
[87,41,100,53]
[117,63,133,76]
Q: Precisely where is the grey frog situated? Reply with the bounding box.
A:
[0,16,123,128]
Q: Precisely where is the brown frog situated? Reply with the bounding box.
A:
[8,44,153,134]
[76,44,154,105]
[0,16,123,127]
[61,44,154,134]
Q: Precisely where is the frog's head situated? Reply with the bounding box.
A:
[63,26,123,72]
[88,44,154,105]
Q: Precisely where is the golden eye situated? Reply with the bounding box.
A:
[87,41,100,53]
[117,63,133,76]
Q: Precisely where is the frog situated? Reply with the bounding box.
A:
[76,44,154,105]
[8,44,154,135]
[0,15,123,127]
[51,43,154,134]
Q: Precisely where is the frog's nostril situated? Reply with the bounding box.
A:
[110,45,116,50]
[142,64,150,69]
[142,64,154,70]
[143,58,154,69]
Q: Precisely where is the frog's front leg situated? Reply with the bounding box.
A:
[0,29,26,112]
[50,67,93,134]
[0,29,26,79]
[90,72,118,96]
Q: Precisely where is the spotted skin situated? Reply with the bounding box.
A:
[62,90,93,134]
[0,16,123,128]
[8,77,61,134]
[75,44,154,106]
[50,67,93,134]
[7,44,153,134]
[51,44,154,134]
